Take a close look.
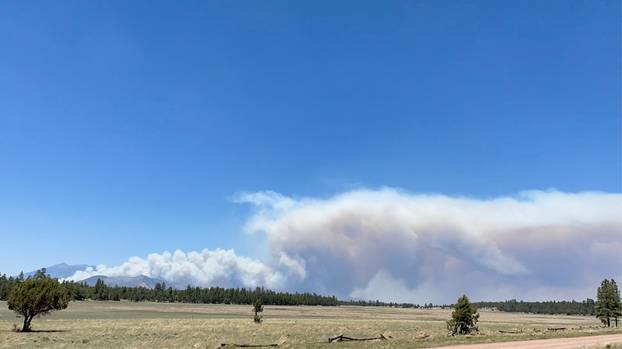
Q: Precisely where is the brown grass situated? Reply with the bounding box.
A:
[0,301,620,348]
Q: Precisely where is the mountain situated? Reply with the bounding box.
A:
[22,263,165,289]
[24,263,94,279]
[80,275,164,289]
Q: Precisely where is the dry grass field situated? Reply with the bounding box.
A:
[0,301,621,348]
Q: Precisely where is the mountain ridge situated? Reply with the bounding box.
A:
[24,263,164,289]
[80,275,164,289]
[24,263,94,279]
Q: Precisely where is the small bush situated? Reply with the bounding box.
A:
[447,295,479,336]
[253,298,264,323]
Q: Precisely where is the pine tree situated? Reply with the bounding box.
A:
[447,295,479,335]
[595,278,622,327]
[94,279,108,300]
[253,297,264,323]
[610,279,621,327]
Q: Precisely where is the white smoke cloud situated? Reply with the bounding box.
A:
[69,188,622,303]
[67,248,290,289]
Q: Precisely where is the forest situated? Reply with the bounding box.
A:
[472,299,596,315]
[0,272,338,306]
[0,272,603,315]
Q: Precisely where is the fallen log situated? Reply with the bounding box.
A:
[498,330,522,334]
[547,327,566,331]
[328,334,389,343]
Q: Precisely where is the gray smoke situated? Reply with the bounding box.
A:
[70,188,622,303]
[238,188,622,302]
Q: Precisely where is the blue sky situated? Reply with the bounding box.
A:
[0,1,620,279]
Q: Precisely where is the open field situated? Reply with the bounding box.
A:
[1,301,621,348]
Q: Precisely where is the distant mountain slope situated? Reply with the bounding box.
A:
[22,263,166,289]
[25,263,94,279]
[80,275,163,289]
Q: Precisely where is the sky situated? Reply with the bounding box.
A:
[0,1,620,302]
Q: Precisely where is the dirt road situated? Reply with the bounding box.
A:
[430,334,622,349]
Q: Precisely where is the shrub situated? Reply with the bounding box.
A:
[7,271,70,332]
[447,295,479,336]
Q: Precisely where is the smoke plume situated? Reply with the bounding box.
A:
[70,188,622,303]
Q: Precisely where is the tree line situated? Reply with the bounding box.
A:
[337,299,424,308]
[471,280,620,320]
[0,271,338,306]
[471,299,597,315]
[1,269,620,322]
[341,298,603,316]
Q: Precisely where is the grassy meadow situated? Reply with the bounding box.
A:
[1,301,620,348]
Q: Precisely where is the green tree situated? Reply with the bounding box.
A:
[447,295,479,335]
[613,280,622,327]
[253,297,264,323]
[7,272,70,332]
[94,278,109,300]
[596,279,621,327]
